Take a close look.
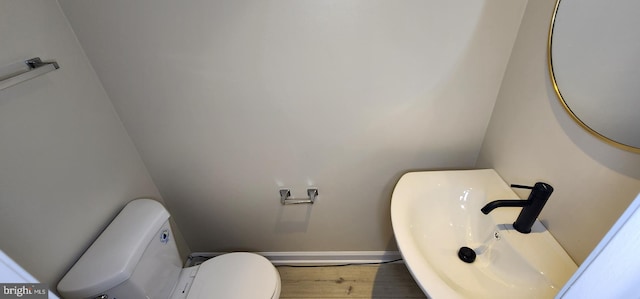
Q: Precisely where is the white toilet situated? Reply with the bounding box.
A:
[57,199,281,299]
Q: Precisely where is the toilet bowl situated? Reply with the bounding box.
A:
[176,252,281,299]
[57,199,281,299]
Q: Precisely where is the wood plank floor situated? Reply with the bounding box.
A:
[276,263,427,299]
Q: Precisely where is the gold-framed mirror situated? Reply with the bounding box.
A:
[548,0,640,153]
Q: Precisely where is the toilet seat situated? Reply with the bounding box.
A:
[186,252,280,299]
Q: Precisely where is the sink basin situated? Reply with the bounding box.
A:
[391,169,577,299]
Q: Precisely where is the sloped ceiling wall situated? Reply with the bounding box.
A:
[477,0,640,263]
[58,0,527,252]
[0,0,162,286]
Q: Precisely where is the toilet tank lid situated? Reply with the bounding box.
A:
[57,199,170,299]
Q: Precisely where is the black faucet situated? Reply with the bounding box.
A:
[481,182,554,234]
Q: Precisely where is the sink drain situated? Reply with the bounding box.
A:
[458,246,476,263]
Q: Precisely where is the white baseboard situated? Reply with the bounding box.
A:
[188,251,403,266]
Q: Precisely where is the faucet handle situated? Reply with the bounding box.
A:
[510,184,534,189]
[511,182,554,195]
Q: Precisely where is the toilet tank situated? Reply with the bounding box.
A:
[57,199,183,299]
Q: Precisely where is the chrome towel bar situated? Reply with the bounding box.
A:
[280,188,318,205]
[0,57,59,91]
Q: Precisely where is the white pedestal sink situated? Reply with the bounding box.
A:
[391,169,577,299]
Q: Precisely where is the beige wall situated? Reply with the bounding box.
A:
[477,0,640,263]
[57,0,528,253]
[8,0,634,291]
[0,0,166,288]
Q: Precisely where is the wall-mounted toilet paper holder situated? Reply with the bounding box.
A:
[280,188,318,205]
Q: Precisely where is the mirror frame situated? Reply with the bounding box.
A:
[547,0,640,154]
